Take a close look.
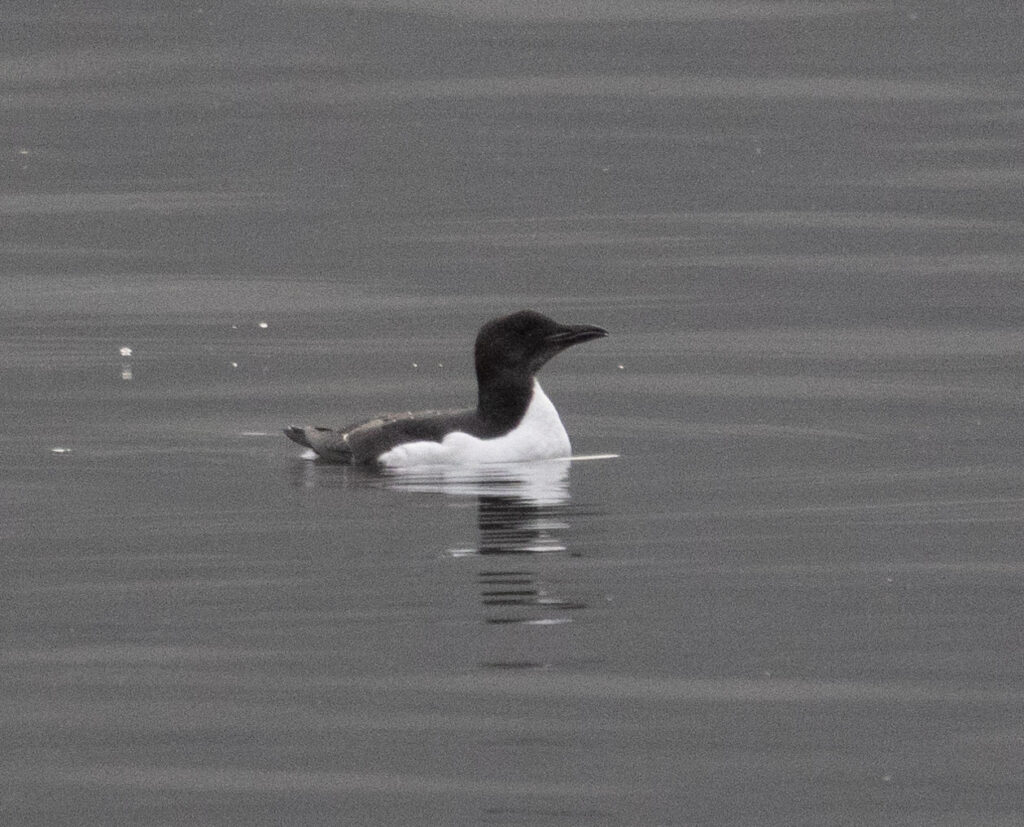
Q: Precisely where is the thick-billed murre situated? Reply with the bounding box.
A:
[284,310,608,466]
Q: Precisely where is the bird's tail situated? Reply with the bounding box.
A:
[283,426,312,448]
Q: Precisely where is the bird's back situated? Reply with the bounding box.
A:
[286,407,485,464]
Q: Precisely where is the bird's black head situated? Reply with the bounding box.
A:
[475,310,607,381]
[474,310,607,421]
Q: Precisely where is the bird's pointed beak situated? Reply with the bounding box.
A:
[545,323,609,349]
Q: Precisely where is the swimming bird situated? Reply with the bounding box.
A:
[284,309,607,466]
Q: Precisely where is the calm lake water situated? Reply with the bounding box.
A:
[3,2,1024,824]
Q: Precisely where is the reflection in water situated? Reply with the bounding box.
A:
[476,492,569,556]
[380,459,572,506]
[382,460,589,629]
[290,458,601,668]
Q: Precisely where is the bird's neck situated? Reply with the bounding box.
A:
[477,374,535,430]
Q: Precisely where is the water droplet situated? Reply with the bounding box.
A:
[445,548,476,558]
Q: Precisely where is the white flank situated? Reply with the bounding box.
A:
[378,380,571,468]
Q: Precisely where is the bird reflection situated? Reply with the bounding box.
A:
[477,494,568,555]
[380,459,587,626]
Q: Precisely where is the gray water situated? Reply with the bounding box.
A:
[3,2,1024,824]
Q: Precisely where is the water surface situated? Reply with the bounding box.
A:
[3,2,1024,824]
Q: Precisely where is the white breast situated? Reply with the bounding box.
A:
[377,380,571,468]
